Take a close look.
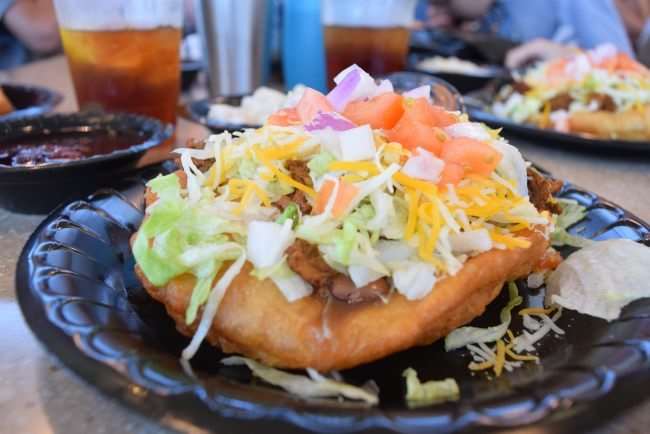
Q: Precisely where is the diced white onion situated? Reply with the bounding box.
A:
[339,124,376,161]
[246,219,295,269]
[449,229,492,254]
[366,190,394,231]
[348,264,385,288]
[310,128,342,159]
[271,271,313,302]
[392,261,437,300]
[401,148,444,183]
[372,79,394,97]
[333,64,378,101]
[376,240,416,264]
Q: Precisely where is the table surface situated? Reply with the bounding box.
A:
[1,56,649,434]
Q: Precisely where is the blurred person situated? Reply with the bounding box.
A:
[0,0,61,69]
[447,0,633,68]
[615,0,650,64]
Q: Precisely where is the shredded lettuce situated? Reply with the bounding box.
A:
[546,239,650,320]
[551,230,594,248]
[267,180,295,197]
[551,198,592,247]
[134,174,246,324]
[402,368,459,407]
[555,198,587,230]
[185,261,219,324]
[307,150,335,178]
[276,203,300,228]
[345,201,375,229]
[269,264,313,301]
[148,173,182,201]
[445,281,522,351]
[222,356,378,405]
[133,230,187,286]
[237,159,258,179]
[335,221,358,265]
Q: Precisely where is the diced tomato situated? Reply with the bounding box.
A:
[440,137,502,177]
[295,88,334,124]
[312,178,359,218]
[545,58,569,79]
[612,53,647,74]
[404,98,458,127]
[342,92,404,129]
[437,162,465,187]
[386,115,446,155]
[267,108,300,126]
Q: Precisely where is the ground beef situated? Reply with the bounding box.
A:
[512,81,531,94]
[285,159,312,186]
[174,138,214,172]
[286,239,340,290]
[272,159,313,214]
[527,168,563,214]
[274,190,312,214]
[547,92,573,111]
[285,239,389,303]
[588,93,616,112]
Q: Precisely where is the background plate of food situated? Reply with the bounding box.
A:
[467,44,650,153]
[186,73,464,133]
[16,65,650,433]
[409,54,508,94]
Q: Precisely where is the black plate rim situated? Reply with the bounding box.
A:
[0,112,173,173]
[14,169,650,433]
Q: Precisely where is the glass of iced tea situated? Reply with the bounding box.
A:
[322,0,417,85]
[53,0,182,164]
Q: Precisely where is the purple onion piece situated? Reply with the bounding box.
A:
[304,112,356,132]
[326,69,361,112]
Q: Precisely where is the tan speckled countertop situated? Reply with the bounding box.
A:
[1,56,649,434]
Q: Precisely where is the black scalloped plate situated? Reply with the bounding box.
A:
[15,166,650,433]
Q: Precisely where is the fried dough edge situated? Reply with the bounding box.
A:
[135,227,548,371]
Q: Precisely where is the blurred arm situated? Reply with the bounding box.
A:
[505,38,579,69]
[3,0,61,54]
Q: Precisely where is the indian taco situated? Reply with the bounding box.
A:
[492,44,650,140]
[133,65,562,372]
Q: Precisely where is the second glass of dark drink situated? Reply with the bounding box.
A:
[322,0,417,86]
[53,0,182,165]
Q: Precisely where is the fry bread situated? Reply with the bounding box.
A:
[136,228,548,371]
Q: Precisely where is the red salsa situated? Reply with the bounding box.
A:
[0,131,144,167]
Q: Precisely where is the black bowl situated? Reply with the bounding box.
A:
[411,65,507,95]
[383,71,466,112]
[0,83,62,121]
[185,95,260,133]
[0,112,172,214]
